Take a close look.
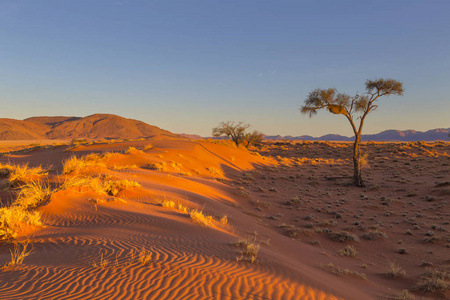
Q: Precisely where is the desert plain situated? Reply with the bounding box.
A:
[0,136,449,300]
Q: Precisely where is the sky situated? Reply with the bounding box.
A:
[0,0,449,137]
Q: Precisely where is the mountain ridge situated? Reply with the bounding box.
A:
[263,128,450,142]
[0,114,176,140]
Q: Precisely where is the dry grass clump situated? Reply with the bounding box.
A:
[189,209,215,227]
[2,240,34,269]
[126,147,144,154]
[234,237,260,263]
[385,263,406,278]
[207,167,224,178]
[62,175,105,194]
[157,198,222,228]
[110,164,138,170]
[14,181,52,210]
[137,248,152,265]
[338,245,358,257]
[0,207,42,240]
[63,154,106,174]
[0,163,47,188]
[147,162,168,172]
[92,252,109,268]
[396,290,414,300]
[320,263,367,280]
[63,175,140,197]
[328,231,359,242]
[362,230,387,240]
[416,268,449,293]
[103,179,140,197]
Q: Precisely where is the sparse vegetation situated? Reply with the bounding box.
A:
[301,78,404,186]
[338,245,358,257]
[2,240,34,269]
[416,268,449,293]
[0,163,47,188]
[92,252,109,268]
[385,263,406,278]
[63,154,106,174]
[234,237,260,263]
[0,206,42,241]
[207,167,224,178]
[14,180,52,210]
[103,179,140,197]
[189,209,215,227]
[320,263,366,280]
[328,231,358,242]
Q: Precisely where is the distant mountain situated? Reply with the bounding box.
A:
[178,133,203,140]
[264,128,450,142]
[0,114,177,140]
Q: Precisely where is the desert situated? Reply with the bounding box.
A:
[0,116,448,299]
[2,2,450,299]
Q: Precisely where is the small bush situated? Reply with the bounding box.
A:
[417,268,449,293]
[235,238,260,263]
[385,263,406,278]
[396,290,414,300]
[147,162,168,172]
[328,231,359,242]
[207,167,224,178]
[362,230,387,240]
[338,245,358,257]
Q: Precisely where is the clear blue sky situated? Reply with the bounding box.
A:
[1,0,449,136]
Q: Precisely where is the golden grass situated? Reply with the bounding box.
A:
[207,167,224,178]
[189,209,215,227]
[62,175,140,197]
[126,147,144,154]
[148,162,168,172]
[62,175,105,194]
[0,163,47,188]
[158,198,221,228]
[14,180,52,210]
[2,240,34,269]
[63,154,106,174]
[103,179,140,197]
[0,207,42,240]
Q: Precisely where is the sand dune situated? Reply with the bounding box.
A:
[1,138,448,299]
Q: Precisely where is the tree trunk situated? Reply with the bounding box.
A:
[352,134,365,187]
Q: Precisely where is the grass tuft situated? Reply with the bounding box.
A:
[2,240,34,269]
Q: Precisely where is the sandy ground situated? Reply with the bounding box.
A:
[0,138,448,299]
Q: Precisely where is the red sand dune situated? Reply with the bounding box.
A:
[0,138,449,299]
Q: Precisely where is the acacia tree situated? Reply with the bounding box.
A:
[243,131,264,149]
[212,121,250,147]
[301,78,404,187]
